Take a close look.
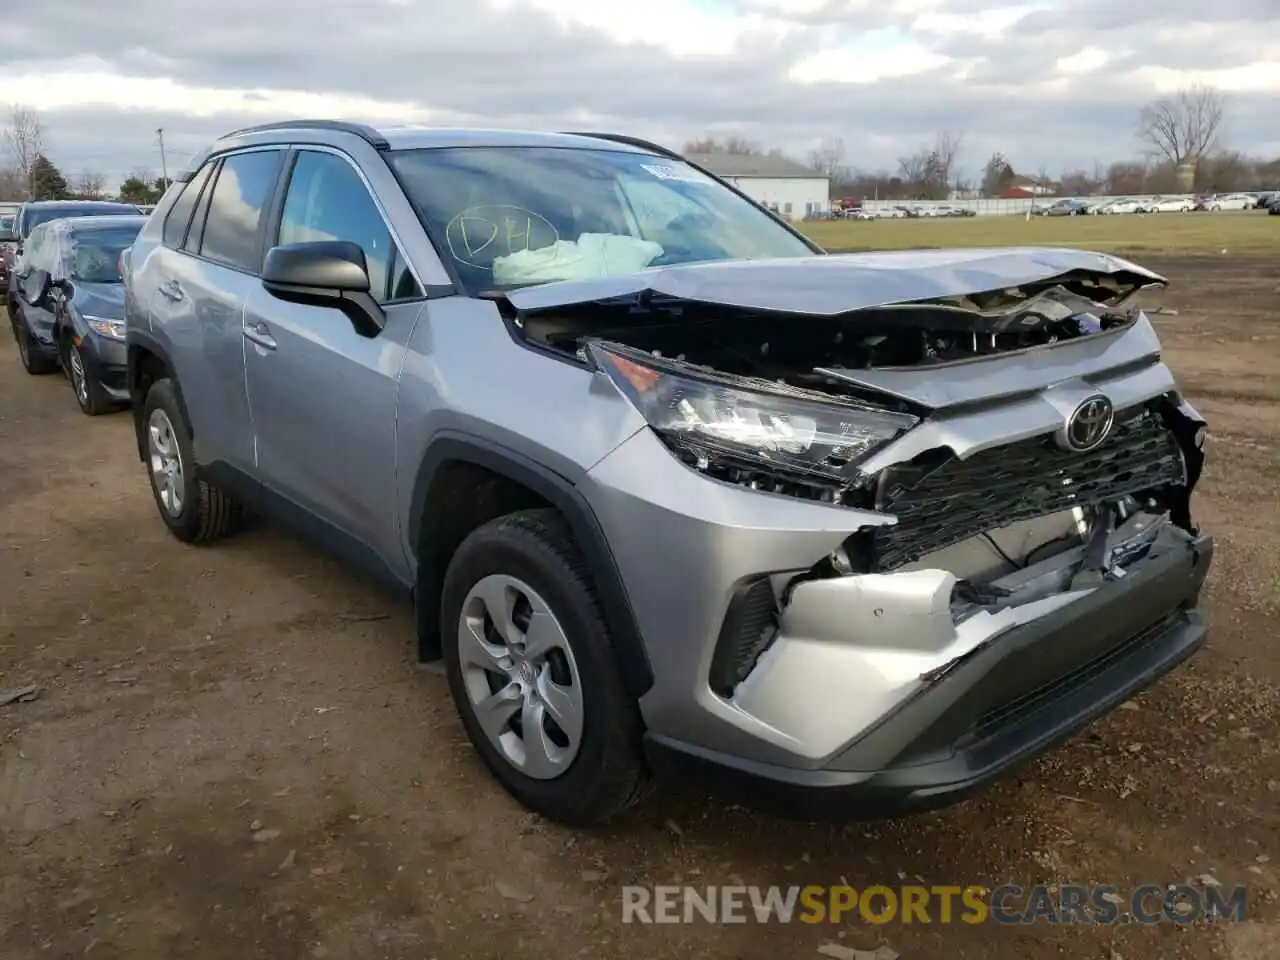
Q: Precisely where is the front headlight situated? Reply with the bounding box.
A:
[84,315,125,341]
[588,342,918,495]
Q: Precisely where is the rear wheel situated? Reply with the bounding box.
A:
[141,378,244,543]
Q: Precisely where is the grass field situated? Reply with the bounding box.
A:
[798,209,1280,255]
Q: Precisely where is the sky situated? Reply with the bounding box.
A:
[3,0,1277,191]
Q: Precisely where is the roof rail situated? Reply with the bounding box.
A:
[560,131,683,160]
[219,119,390,150]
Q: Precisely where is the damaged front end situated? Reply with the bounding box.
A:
[510,249,1211,768]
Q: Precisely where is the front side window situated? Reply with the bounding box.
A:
[277,151,419,303]
[198,149,284,273]
[388,146,815,292]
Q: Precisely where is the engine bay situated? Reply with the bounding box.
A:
[518,284,1139,396]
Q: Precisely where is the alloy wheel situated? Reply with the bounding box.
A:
[147,408,185,517]
[69,345,89,407]
[457,574,585,780]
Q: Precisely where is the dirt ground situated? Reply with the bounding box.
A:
[2,255,1278,960]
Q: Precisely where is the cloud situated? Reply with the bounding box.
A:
[3,0,1277,190]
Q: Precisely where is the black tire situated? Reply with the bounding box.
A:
[13,315,58,375]
[62,335,111,416]
[440,508,651,825]
[140,378,243,543]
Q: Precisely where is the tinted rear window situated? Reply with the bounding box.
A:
[164,164,214,248]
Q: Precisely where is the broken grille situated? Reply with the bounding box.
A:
[870,408,1186,570]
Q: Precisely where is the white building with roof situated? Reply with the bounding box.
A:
[686,153,830,219]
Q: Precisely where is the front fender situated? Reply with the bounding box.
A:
[407,431,655,700]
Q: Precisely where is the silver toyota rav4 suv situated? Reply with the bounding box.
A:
[124,120,1212,825]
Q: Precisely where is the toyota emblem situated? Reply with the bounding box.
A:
[1057,395,1115,452]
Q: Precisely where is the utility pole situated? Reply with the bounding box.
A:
[157,128,169,192]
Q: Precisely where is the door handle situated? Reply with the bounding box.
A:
[242,319,277,350]
[158,279,184,302]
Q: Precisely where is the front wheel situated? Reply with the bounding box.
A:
[64,336,110,416]
[141,378,244,543]
[13,318,58,375]
[440,509,651,825]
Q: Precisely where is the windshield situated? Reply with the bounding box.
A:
[388,146,815,291]
[70,227,140,283]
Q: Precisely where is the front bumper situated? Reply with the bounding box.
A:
[645,529,1212,821]
[584,411,1212,819]
[78,333,130,402]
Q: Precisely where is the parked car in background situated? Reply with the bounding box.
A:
[5,200,143,319]
[9,214,145,411]
[1095,198,1144,215]
[895,204,923,217]
[1039,199,1091,217]
[0,213,15,292]
[1147,196,1195,213]
[1208,193,1256,211]
[123,120,1213,827]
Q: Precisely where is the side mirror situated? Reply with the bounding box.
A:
[262,240,384,337]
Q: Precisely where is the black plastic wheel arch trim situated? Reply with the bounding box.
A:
[126,330,191,463]
[408,433,655,699]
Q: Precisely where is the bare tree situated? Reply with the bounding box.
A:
[932,129,964,192]
[3,104,45,199]
[1105,161,1147,195]
[1196,150,1250,193]
[0,166,24,199]
[896,150,930,194]
[808,135,846,180]
[981,152,1015,197]
[682,136,762,156]
[73,170,106,199]
[1137,84,1225,166]
[1060,168,1103,197]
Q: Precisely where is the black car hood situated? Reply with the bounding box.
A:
[504,247,1168,317]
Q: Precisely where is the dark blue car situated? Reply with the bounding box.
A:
[10,215,146,414]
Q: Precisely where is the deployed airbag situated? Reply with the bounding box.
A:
[493,233,663,286]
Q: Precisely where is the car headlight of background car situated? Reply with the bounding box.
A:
[589,342,918,500]
[84,315,126,341]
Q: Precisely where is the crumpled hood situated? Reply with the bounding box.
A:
[73,282,125,320]
[504,246,1167,316]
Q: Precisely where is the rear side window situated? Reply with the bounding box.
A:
[197,150,284,273]
[163,162,214,248]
